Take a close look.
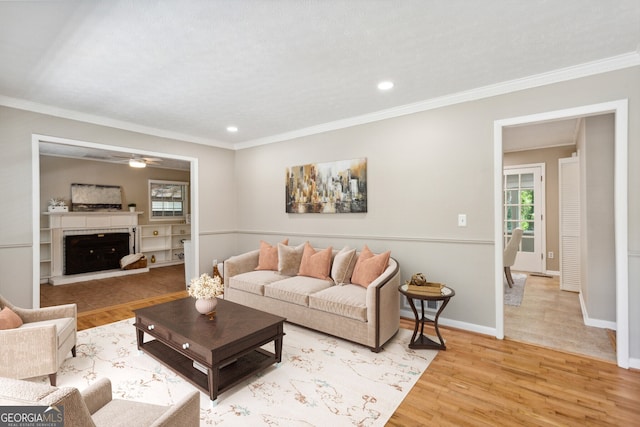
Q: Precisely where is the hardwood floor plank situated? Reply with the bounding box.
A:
[41,271,640,425]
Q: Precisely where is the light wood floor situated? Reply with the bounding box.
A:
[505,272,616,362]
[42,268,640,426]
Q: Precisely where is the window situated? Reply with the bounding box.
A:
[148,180,188,220]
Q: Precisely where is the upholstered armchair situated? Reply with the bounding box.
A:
[0,376,200,426]
[503,228,523,287]
[0,295,76,385]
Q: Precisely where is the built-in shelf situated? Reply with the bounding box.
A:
[140,223,190,268]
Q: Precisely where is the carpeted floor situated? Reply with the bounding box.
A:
[33,319,436,426]
[504,273,526,306]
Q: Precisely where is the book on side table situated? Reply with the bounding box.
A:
[407,282,444,295]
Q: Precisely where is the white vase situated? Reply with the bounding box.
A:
[195,297,218,315]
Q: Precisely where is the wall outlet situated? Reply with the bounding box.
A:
[458,214,467,227]
[212,259,218,266]
[547,252,554,259]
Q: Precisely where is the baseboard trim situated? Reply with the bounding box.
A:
[579,292,617,330]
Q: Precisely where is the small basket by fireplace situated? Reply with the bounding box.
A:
[121,254,148,270]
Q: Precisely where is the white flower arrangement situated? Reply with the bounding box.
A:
[188,273,223,299]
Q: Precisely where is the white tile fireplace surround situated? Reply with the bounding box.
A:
[46,212,147,285]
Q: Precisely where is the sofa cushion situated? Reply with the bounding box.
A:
[264,276,333,306]
[20,317,75,347]
[0,306,23,330]
[255,239,288,271]
[331,246,357,285]
[351,245,391,288]
[229,270,286,295]
[278,242,305,276]
[309,284,367,322]
[298,243,332,280]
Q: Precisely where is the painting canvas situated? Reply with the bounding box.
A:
[286,158,367,213]
[71,183,122,211]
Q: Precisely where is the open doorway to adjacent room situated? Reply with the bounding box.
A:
[31,134,200,310]
[494,100,629,368]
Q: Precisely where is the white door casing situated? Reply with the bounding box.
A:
[494,99,629,369]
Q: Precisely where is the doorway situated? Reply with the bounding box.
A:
[31,134,200,309]
[493,100,629,368]
[503,164,545,273]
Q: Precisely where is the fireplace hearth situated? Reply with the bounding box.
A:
[64,232,130,275]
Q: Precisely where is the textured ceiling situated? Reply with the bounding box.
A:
[1,1,639,150]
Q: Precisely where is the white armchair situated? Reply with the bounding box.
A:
[503,228,523,288]
[0,295,76,385]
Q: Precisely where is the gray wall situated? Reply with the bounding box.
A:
[0,65,638,359]
[0,106,237,307]
[578,114,616,322]
[233,67,639,356]
[40,156,190,226]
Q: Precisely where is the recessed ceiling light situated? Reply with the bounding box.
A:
[377,81,394,91]
[227,126,238,133]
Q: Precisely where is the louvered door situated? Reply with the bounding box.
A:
[559,157,580,292]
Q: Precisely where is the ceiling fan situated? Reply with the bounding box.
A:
[112,155,163,168]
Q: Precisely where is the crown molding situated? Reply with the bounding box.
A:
[0,96,234,151]
[236,51,640,150]
[1,52,638,152]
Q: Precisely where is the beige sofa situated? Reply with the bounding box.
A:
[0,376,199,426]
[224,243,400,352]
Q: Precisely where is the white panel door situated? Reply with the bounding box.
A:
[503,165,545,273]
[559,157,580,292]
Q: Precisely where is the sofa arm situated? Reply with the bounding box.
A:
[224,249,260,282]
[14,303,77,324]
[151,390,200,427]
[0,324,57,378]
[365,257,401,350]
[81,378,113,415]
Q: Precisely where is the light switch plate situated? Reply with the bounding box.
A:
[458,214,467,227]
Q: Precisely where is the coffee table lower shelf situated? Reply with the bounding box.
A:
[140,339,277,402]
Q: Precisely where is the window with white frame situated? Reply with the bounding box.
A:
[148,180,188,220]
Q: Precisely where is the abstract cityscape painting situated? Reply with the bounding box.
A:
[286,158,367,213]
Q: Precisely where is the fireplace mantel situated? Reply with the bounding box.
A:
[45,211,144,284]
[46,211,143,230]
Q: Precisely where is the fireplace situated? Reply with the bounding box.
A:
[64,232,130,275]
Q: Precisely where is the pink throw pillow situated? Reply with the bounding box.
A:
[255,239,289,271]
[298,243,333,280]
[0,307,23,330]
[351,245,391,288]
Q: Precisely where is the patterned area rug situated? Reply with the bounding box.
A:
[504,273,527,306]
[34,319,436,426]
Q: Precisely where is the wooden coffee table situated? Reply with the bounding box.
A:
[134,297,285,403]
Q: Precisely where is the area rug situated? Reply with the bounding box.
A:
[35,319,436,426]
[504,273,527,306]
